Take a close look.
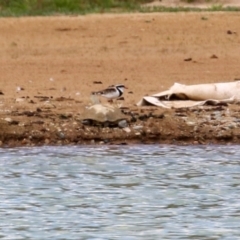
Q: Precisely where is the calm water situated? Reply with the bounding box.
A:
[0,145,240,239]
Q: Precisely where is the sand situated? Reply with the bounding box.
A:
[1,11,240,146]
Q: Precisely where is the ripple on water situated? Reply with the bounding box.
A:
[0,145,240,239]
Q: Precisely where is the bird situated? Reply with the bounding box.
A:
[91,84,128,103]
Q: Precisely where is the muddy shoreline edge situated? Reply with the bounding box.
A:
[1,103,240,148]
[2,12,240,148]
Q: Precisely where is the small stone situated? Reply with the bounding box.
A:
[22,138,29,144]
[90,139,95,144]
[45,139,50,144]
[186,121,195,126]
[16,98,24,103]
[228,123,237,129]
[93,81,102,84]
[118,120,128,128]
[123,127,131,133]
[4,117,12,123]
[57,132,65,139]
[16,86,25,92]
[210,54,218,59]
[133,125,143,130]
[43,101,56,109]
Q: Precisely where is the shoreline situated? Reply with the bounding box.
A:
[1,104,240,148]
[1,12,240,148]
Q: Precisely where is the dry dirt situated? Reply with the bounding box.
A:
[144,0,240,8]
[1,8,240,147]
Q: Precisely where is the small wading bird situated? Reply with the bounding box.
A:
[91,84,128,103]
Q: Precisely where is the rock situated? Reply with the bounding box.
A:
[118,120,128,128]
[210,54,218,59]
[194,126,198,132]
[57,132,65,139]
[15,98,24,103]
[228,123,237,129]
[4,117,13,123]
[43,101,56,109]
[123,127,131,133]
[186,121,195,126]
[184,57,192,62]
[93,81,102,84]
[16,86,25,92]
[133,125,143,130]
[81,104,128,127]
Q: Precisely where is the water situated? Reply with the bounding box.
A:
[0,145,240,240]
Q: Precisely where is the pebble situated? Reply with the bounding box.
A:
[186,121,195,126]
[57,132,65,139]
[4,117,12,123]
[15,98,24,103]
[43,101,56,109]
[118,120,128,128]
[228,123,237,129]
[133,125,143,130]
[123,127,131,133]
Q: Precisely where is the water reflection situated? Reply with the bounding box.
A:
[0,145,240,239]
